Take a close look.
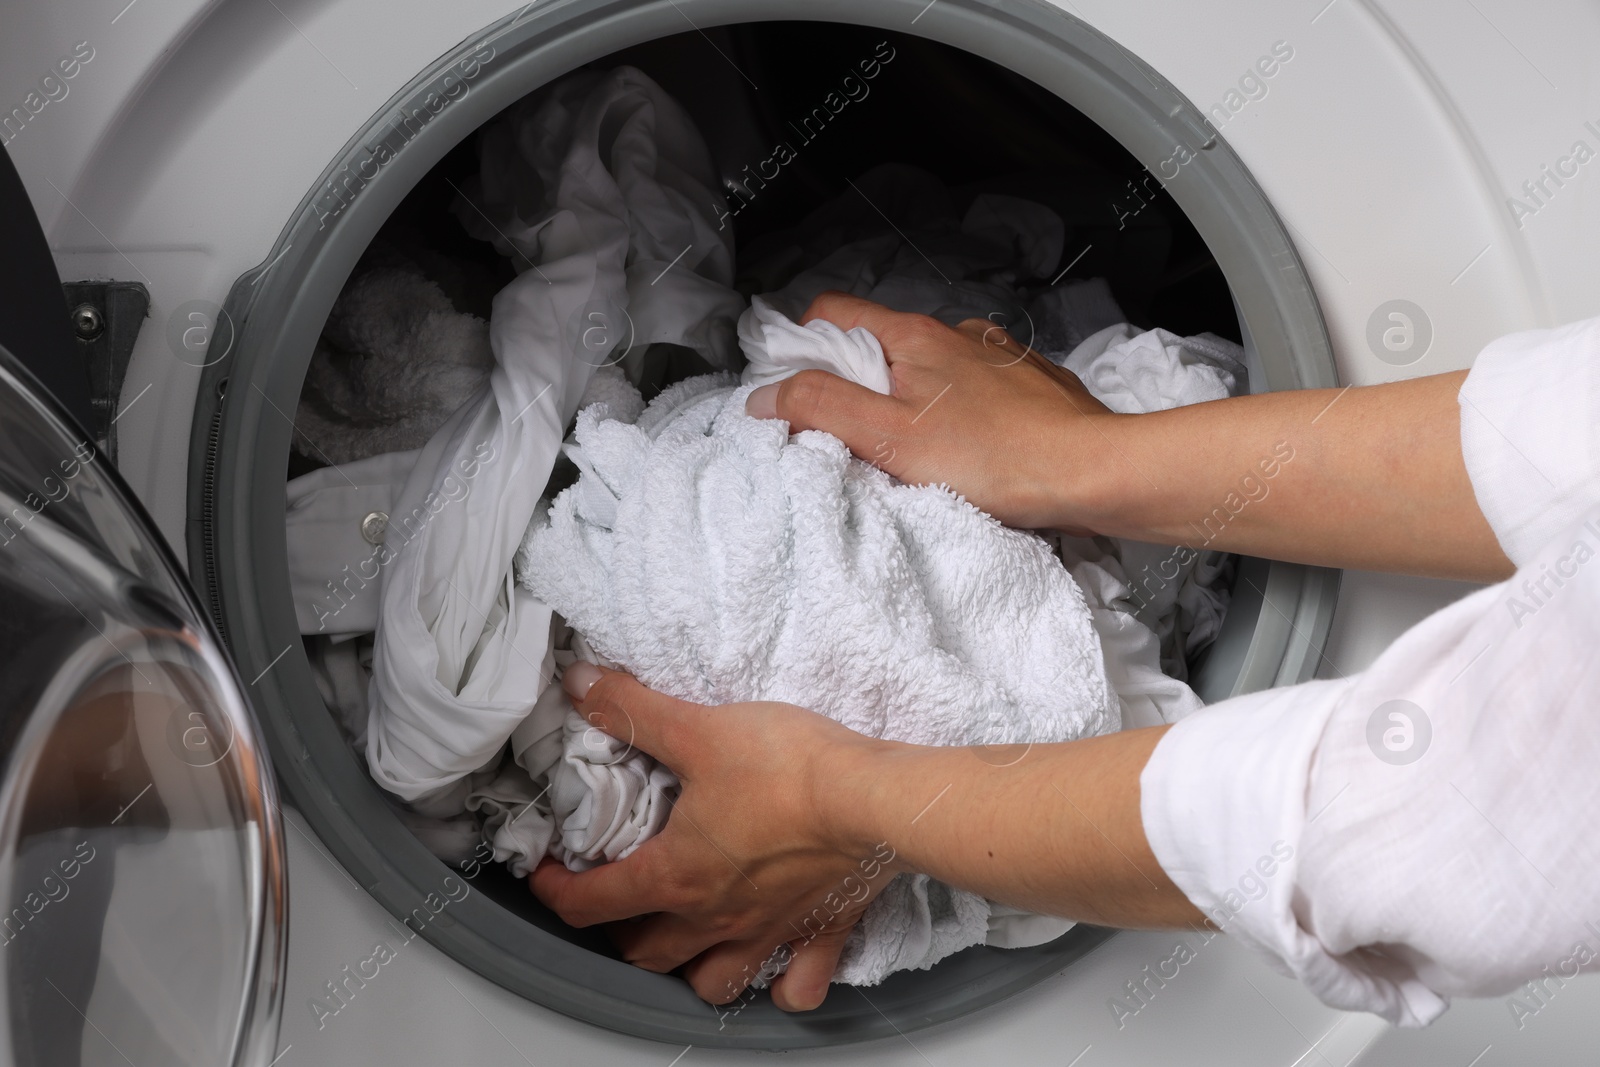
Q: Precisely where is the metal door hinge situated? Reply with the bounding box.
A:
[63,280,149,463]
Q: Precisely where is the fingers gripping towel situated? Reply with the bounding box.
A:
[517,313,1120,984]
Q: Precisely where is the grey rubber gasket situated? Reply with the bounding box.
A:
[187,0,1340,1049]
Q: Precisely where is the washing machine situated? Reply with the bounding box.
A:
[3,0,1599,1063]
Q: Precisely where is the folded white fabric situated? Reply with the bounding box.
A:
[518,301,1121,981]
[362,66,743,830]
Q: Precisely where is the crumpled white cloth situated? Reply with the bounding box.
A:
[1057,322,1245,415]
[738,295,892,394]
[1047,322,1247,680]
[513,289,1249,979]
[285,86,1250,973]
[517,362,1119,983]
[742,175,1248,691]
[1055,538,1206,731]
[362,66,743,844]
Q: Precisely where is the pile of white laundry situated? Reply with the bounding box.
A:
[284,66,1245,985]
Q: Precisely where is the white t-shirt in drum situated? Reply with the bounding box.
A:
[1140,316,1600,1027]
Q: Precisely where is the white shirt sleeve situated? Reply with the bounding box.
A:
[1140,317,1600,1026]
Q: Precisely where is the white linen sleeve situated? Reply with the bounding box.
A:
[1458,316,1600,565]
[1140,317,1600,1026]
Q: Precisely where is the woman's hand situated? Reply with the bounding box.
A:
[745,291,1115,532]
[751,291,1512,581]
[532,665,1203,1012]
[529,663,898,1011]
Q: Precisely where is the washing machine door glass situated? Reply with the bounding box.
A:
[0,345,285,1067]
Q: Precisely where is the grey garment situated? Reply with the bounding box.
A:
[1025,276,1127,357]
[741,163,1059,330]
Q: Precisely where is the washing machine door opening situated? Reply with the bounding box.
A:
[189,0,1338,1050]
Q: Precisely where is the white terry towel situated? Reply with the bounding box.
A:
[292,259,494,466]
[518,309,1121,984]
[362,66,744,825]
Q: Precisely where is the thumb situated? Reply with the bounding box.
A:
[746,370,903,467]
[562,663,697,772]
[771,921,856,1012]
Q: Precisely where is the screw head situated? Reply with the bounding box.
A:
[71,302,105,341]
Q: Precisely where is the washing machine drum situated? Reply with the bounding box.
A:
[186,0,1339,1052]
[0,344,285,1067]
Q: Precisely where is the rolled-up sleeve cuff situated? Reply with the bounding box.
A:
[1140,680,1448,1027]
[1459,317,1600,566]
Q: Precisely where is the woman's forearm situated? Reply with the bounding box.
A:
[1072,371,1512,583]
[825,726,1204,929]
[763,295,1512,583]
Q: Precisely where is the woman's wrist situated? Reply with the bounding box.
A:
[812,731,921,875]
[1043,410,1153,537]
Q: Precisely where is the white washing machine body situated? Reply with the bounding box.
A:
[5,0,1599,1062]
